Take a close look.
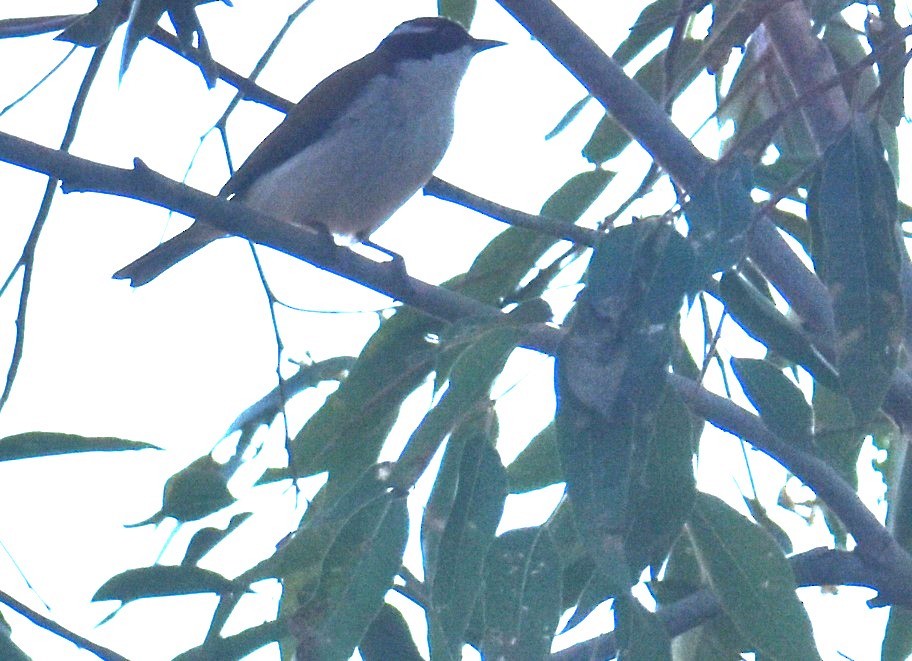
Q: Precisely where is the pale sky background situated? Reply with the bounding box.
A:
[0,1,901,659]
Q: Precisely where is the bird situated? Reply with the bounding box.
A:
[113,16,504,287]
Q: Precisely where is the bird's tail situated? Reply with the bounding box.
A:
[113,223,225,287]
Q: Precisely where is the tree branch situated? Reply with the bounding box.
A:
[0,130,564,355]
[551,547,912,660]
[494,0,836,339]
[0,587,129,661]
[423,178,599,246]
[667,373,912,582]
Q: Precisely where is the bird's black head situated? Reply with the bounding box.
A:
[378,17,504,61]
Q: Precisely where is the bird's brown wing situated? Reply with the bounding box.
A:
[221,51,388,198]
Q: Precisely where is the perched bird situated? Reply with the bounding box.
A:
[113,16,504,287]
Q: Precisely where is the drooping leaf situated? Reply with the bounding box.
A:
[128,455,234,526]
[731,358,813,448]
[259,309,441,491]
[286,493,408,660]
[613,0,681,67]
[614,592,671,660]
[741,495,793,554]
[584,36,705,165]
[866,11,906,129]
[823,15,879,115]
[181,512,252,566]
[687,493,820,660]
[424,416,507,659]
[0,611,30,661]
[0,432,160,461]
[684,155,754,276]
[173,620,288,660]
[392,327,517,490]
[704,0,773,74]
[807,120,903,425]
[555,223,695,587]
[93,565,236,604]
[718,271,838,387]
[561,567,613,633]
[656,535,752,659]
[623,387,696,574]
[224,357,353,437]
[481,527,561,660]
[545,95,591,140]
[882,606,912,661]
[245,463,396,587]
[506,423,561,493]
[459,168,612,304]
[360,604,423,661]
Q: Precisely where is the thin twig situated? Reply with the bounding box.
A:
[423,178,599,246]
[0,43,108,413]
[0,45,77,118]
[0,588,129,661]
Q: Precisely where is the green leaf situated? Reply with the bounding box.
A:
[128,455,234,526]
[684,156,754,276]
[225,357,353,437]
[823,16,879,114]
[882,606,912,661]
[0,432,160,461]
[623,388,696,574]
[93,565,235,604]
[459,169,612,305]
[392,326,517,490]
[555,224,694,584]
[360,604,423,661]
[582,113,630,165]
[718,271,837,387]
[259,308,441,490]
[245,463,396,586]
[615,593,671,660]
[656,536,752,658]
[481,527,561,660]
[506,423,561,493]
[174,620,288,661]
[612,0,681,66]
[286,494,409,660]
[561,568,613,633]
[703,0,770,74]
[585,34,706,166]
[731,358,813,448]
[687,493,820,660]
[545,96,591,140]
[181,512,252,566]
[424,420,507,660]
[438,0,476,28]
[807,120,903,425]
[0,611,30,661]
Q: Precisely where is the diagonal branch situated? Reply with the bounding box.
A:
[552,547,912,660]
[0,129,562,354]
[668,372,912,581]
[494,0,836,340]
[0,587,129,661]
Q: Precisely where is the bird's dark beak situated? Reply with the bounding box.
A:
[472,38,506,53]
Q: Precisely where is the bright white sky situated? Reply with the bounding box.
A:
[0,1,900,659]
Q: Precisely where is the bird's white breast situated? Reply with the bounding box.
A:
[241,47,476,238]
